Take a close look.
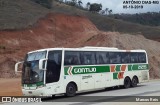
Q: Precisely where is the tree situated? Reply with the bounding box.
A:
[31,0,53,9]
[100,10,105,15]
[105,8,109,15]
[89,3,102,13]
[71,0,77,4]
[69,0,77,6]
[86,2,90,10]
[108,9,112,15]
[78,0,82,7]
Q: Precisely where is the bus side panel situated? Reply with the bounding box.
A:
[122,70,147,85]
[63,75,81,91]
[80,74,94,90]
[140,70,149,82]
[94,73,106,89]
[105,72,119,87]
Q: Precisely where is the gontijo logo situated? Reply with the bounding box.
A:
[74,67,96,74]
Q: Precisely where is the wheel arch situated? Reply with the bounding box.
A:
[123,76,132,88]
[66,81,78,91]
[132,75,139,83]
[124,76,131,82]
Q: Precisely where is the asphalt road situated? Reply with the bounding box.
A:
[2,80,160,105]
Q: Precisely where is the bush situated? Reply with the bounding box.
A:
[0,45,6,50]
[31,0,53,9]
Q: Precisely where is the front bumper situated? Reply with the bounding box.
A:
[22,87,51,97]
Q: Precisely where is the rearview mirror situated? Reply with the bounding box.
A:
[39,59,47,70]
[15,61,24,74]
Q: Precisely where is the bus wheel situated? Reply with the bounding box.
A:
[66,83,76,97]
[131,76,138,87]
[124,77,131,88]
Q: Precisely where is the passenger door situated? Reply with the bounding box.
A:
[46,50,63,94]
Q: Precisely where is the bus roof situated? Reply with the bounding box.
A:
[28,46,146,54]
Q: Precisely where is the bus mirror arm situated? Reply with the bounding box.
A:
[39,59,47,70]
[15,61,24,74]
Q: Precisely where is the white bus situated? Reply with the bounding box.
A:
[15,47,149,97]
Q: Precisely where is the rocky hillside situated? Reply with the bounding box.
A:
[0,13,160,78]
[1,0,160,41]
[0,0,49,30]
[0,13,98,78]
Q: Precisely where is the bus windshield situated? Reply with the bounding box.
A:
[22,51,47,84]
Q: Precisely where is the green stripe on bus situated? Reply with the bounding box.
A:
[115,65,121,72]
[64,64,149,75]
[64,67,69,75]
[64,65,110,75]
[113,73,118,79]
[24,82,44,87]
[128,64,149,71]
[128,65,132,71]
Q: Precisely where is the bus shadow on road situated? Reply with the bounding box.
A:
[42,84,146,102]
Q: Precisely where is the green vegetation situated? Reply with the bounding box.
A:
[0,0,49,30]
[31,0,53,8]
[49,1,160,39]
[114,12,160,26]
[0,0,160,41]
[0,45,6,50]
[89,3,102,13]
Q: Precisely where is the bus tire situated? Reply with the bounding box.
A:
[124,77,131,88]
[131,76,138,87]
[66,83,76,97]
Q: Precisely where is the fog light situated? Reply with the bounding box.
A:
[37,85,44,89]
[28,91,32,94]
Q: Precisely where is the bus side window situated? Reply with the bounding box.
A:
[64,51,81,65]
[130,52,139,63]
[121,52,130,63]
[81,52,96,65]
[109,52,121,64]
[64,55,72,65]
[96,52,109,64]
[138,52,146,63]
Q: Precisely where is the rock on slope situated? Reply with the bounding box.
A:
[0,13,160,79]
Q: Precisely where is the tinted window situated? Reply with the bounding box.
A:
[121,52,130,63]
[81,52,96,65]
[138,52,146,63]
[64,51,81,65]
[46,50,62,83]
[130,52,139,63]
[27,51,46,61]
[48,51,62,65]
[109,52,121,64]
[96,52,109,64]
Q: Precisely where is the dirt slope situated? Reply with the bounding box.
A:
[0,13,98,78]
[0,13,160,79]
